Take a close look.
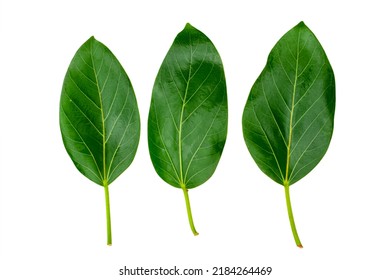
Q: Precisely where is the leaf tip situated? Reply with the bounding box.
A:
[185,22,194,29]
[86,36,97,45]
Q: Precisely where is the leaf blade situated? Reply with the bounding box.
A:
[243,22,335,187]
[148,23,228,190]
[60,36,140,186]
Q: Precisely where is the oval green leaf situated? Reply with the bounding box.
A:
[242,22,335,247]
[60,37,140,245]
[148,23,228,235]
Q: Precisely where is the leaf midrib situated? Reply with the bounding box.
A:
[284,29,301,187]
[90,43,108,186]
[178,33,193,187]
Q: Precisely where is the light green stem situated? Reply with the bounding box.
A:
[104,181,112,246]
[181,187,198,236]
[284,185,302,248]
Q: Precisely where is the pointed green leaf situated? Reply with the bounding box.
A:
[59,37,140,244]
[148,24,228,235]
[242,22,335,247]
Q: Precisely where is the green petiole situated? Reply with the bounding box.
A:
[181,186,198,236]
[284,185,302,248]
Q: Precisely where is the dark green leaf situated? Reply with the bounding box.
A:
[242,22,335,247]
[59,37,140,244]
[148,23,227,234]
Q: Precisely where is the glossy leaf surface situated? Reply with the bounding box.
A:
[148,24,227,190]
[148,24,227,235]
[60,37,140,186]
[242,22,335,247]
[243,22,335,187]
[59,37,140,245]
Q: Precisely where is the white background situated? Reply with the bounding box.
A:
[1,0,389,279]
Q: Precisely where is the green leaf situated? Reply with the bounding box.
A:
[242,22,335,247]
[60,37,140,245]
[148,23,228,235]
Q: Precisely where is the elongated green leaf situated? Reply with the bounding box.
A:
[148,23,228,235]
[60,37,140,245]
[242,22,335,247]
